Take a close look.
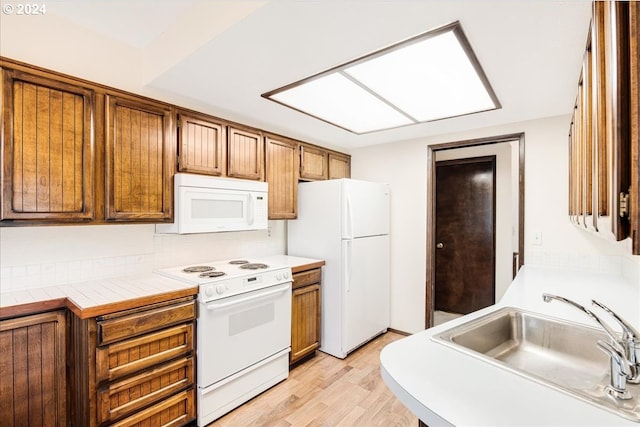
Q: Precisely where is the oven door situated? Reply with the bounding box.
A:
[197,283,291,387]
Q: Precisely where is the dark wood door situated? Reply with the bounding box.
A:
[435,156,496,315]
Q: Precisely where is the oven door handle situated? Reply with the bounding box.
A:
[204,283,290,311]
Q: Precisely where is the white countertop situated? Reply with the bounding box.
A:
[380,265,640,426]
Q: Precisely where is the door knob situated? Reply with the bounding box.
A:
[436,242,444,249]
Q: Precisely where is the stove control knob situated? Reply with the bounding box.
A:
[204,287,215,297]
[284,271,290,279]
[276,272,283,281]
[216,284,226,295]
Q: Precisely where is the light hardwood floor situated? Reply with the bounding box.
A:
[209,331,418,427]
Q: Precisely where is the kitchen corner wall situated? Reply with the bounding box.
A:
[351,114,640,334]
[0,222,286,293]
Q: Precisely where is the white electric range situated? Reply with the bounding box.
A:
[156,258,292,426]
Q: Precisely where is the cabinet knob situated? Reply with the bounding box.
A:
[436,242,444,249]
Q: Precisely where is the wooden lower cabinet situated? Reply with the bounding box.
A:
[290,267,322,365]
[0,310,68,427]
[70,297,196,427]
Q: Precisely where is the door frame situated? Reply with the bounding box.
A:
[425,132,525,328]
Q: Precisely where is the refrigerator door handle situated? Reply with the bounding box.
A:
[345,240,352,292]
[345,195,353,239]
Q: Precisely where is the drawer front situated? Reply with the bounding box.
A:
[97,300,195,346]
[97,356,194,424]
[292,268,321,289]
[96,323,194,383]
[109,388,195,427]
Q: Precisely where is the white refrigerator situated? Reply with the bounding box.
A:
[288,178,390,359]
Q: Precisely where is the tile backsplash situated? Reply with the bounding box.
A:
[0,222,286,293]
[526,250,640,284]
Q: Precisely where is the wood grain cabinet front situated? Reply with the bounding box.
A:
[290,267,322,365]
[227,125,264,180]
[299,144,328,181]
[328,151,351,179]
[71,296,196,427]
[177,110,226,176]
[1,68,95,222]
[104,94,174,222]
[568,1,639,254]
[0,310,67,427]
[265,135,299,219]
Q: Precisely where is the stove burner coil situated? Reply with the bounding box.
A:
[198,271,226,278]
[183,266,214,273]
[239,263,269,270]
[228,260,250,265]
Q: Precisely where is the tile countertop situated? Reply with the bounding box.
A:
[261,255,325,273]
[380,265,640,427]
[0,274,198,320]
[0,255,323,320]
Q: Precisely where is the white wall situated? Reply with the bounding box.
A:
[351,114,640,334]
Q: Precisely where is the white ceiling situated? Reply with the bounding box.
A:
[1,0,593,149]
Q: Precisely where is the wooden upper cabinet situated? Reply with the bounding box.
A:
[177,111,226,176]
[630,1,639,254]
[265,135,299,219]
[300,144,328,181]
[328,152,351,179]
[568,0,638,254]
[227,125,264,180]
[104,94,173,221]
[1,68,94,221]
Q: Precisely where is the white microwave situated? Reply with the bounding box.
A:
[156,173,268,234]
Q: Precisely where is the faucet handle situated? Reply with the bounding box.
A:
[597,340,632,400]
[591,300,640,341]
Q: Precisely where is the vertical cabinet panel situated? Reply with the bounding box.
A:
[178,111,226,176]
[227,126,263,180]
[299,144,328,181]
[0,311,67,427]
[328,152,351,179]
[290,267,322,365]
[266,136,299,219]
[1,69,94,221]
[105,95,173,221]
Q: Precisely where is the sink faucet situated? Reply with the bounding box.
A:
[542,293,639,400]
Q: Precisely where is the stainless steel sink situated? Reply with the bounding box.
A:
[433,307,640,422]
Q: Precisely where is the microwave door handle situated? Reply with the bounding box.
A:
[247,193,255,225]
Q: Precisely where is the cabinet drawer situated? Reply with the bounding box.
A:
[97,356,194,424]
[109,388,195,427]
[97,300,195,345]
[292,268,321,289]
[96,323,194,383]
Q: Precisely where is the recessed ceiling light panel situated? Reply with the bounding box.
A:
[263,21,500,134]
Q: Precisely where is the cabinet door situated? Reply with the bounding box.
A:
[105,94,173,221]
[1,69,94,221]
[328,152,351,179]
[227,126,263,180]
[266,136,299,219]
[0,311,67,427]
[299,144,328,181]
[291,283,321,364]
[630,1,639,254]
[178,111,226,176]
